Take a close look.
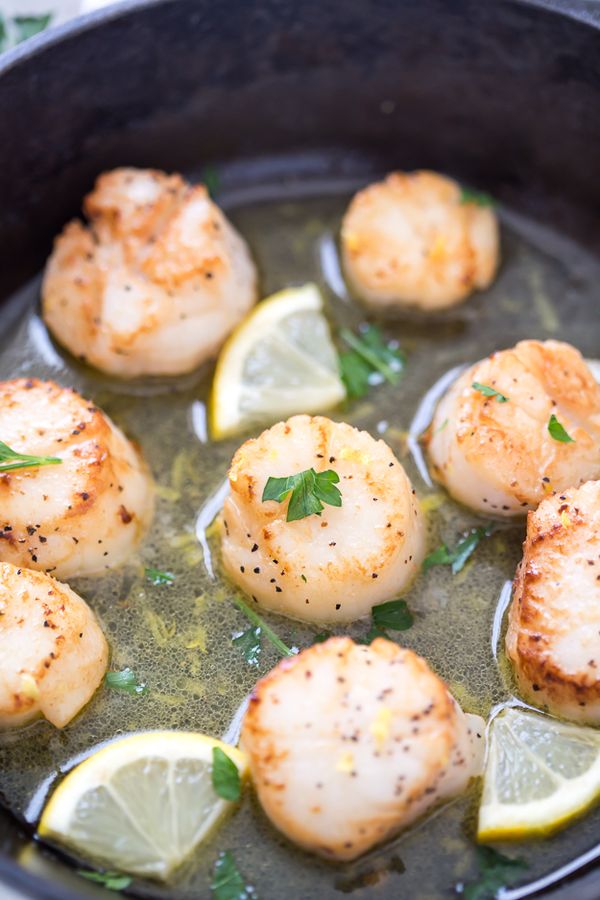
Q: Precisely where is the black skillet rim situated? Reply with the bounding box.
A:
[0,0,599,897]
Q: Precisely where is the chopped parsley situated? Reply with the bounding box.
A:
[372,598,413,631]
[339,325,406,399]
[144,567,175,585]
[211,746,242,802]
[79,870,132,891]
[211,851,258,899]
[313,630,332,643]
[548,413,575,443]
[359,598,413,643]
[202,165,221,198]
[232,595,294,658]
[0,15,6,52]
[424,525,494,575]
[472,382,508,403]
[459,186,495,207]
[461,845,527,900]
[262,468,342,522]
[232,625,262,666]
[104,668,147,695]
[0,440,61,474]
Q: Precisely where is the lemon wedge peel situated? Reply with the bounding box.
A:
[39,731,248,881]
[210,283,346,440]
[478,707,600,842]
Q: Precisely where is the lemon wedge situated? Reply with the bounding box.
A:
[39,731,248,880]
[210,283,346,439]
[478,706,600,841]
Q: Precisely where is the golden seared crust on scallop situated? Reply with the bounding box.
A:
[341,171,499,311]
[42,167,257,377]
[220,415,425,624]
[426,340,600,515]
[241,637,484,860]
[0,562,108,728]
[0,378,152,579]
[507,481,600,724]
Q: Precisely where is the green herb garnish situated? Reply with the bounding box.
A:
[339,325,406,399]
[358,599,413,643]
[313,630,332,643]
[424,525,493,575]
[459,186,495,207]
[232,625,262,666]
[472,382,508,403]
[211,746,242,802]
[79,870,132,892]
[0,440,61,474]
[548,413,575,443]
[372,598,413,631]
[0,15,7,52]
[104,668,147,696]
[13,14,52,43]
[461,846,527,900]
[144,567,175,585]
[202,165,221,198]
[211,851,257,899]
[232,595,294,658]
[262,468,342,522]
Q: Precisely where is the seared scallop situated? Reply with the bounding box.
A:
[42,167,257,377]
[507,481,600,724]
[426,340,600,515]
[241,637,484,860]
[341,171,499,311]
[0,379,152,579]
[0,562,108,728]
[220,415,425,623]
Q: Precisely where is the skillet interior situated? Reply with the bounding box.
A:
[0,1,599,897]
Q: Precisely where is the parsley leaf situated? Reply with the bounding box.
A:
[0,440,61,474]
[313,630,332,643]
[13,14,52,43]
[357,599,413,643]
[211,746,242,802]
[459,186,495,207]
[0,14,7,52]
[472,382,508,403]
[424,526,493,575]
[232,595,294,658]
[339,325,406,399]
[263,468,342,522]
[461,846,527,900]
[202,165,221,198]
[211,851,258,900]
[548,413,575,443]
[372,598,413,631]
[105,668,147,695]
[79,870,132,891]
[233,625,262,666]
[145,567,175,585]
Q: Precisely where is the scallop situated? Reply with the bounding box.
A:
[220,415,425,623]
[42,167,257,377]
[341,170,499,311]
[0,378,152,578]
[426,340,600,515]
[241,636,484,860]
[0,562,108,728]
[507,480,600,724]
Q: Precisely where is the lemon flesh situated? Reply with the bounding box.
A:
[39,731,248,880]
[478,706,600,841]
[210,283,346,439]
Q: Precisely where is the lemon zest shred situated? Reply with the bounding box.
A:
[370,706,392,750]
[336,751,355,774]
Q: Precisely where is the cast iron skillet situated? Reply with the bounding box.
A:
[0,0,599,896]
